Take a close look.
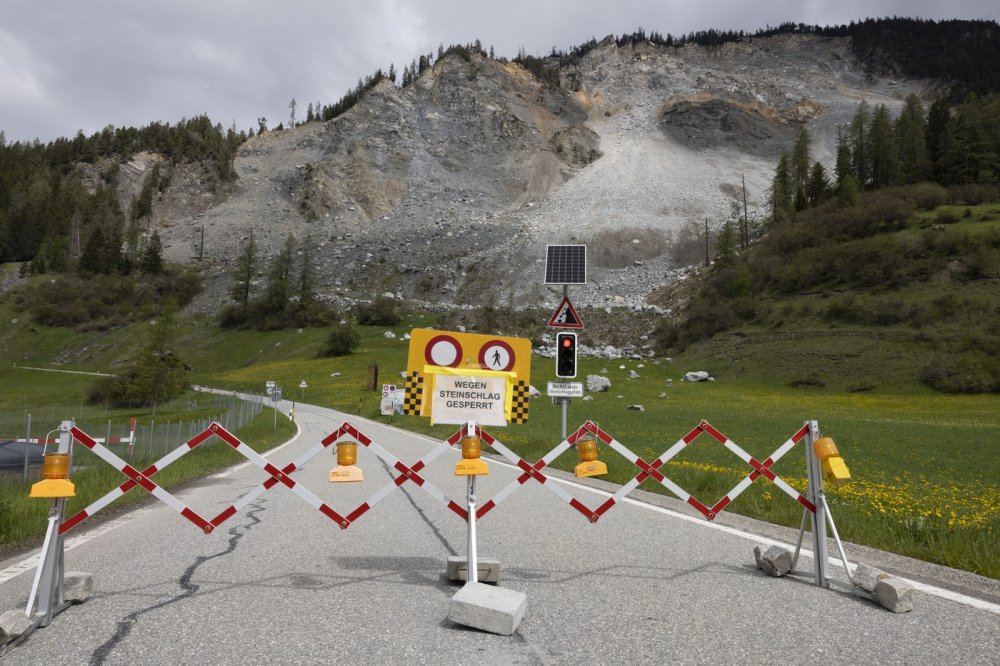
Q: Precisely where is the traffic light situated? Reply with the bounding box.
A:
[555,332,577,378]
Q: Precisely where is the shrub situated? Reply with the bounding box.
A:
[921,354,1000,393]
[356,296,401,326]
[790,372,826,388]
[320,321,360,357]
[910,182,949,210]
[949,183,1000,206]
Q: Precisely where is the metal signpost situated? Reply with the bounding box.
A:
[403,328,531,633]
[545,245,587,441]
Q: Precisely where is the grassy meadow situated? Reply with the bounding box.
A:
[182,317,999,577]
[0,290,997,577]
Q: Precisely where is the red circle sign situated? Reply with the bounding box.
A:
[479,340,515,372]
[425,335,462,368]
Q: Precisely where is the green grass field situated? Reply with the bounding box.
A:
[1,290,997,577]
[185,321,999,577]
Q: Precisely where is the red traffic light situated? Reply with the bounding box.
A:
[555,332,577,378]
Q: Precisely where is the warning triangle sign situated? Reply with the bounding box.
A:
[548,296,583,328]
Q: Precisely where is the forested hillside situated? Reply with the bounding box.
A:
[658,93,1000,393]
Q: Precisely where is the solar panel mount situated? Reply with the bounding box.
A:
[544,245,587,284]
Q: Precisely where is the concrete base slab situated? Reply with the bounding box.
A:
[448,582,526,636]
[446,556,501,583]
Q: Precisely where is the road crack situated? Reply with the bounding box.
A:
[88,502,265,666]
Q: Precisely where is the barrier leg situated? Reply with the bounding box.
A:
[791,506,809,572]
[26,498,68,625]
[807,421,829,587]
[466,475,478,584]
[820,495,854,577]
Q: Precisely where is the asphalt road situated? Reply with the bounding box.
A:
[1,398,998,665]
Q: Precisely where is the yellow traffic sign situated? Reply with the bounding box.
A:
[403,329,532,425]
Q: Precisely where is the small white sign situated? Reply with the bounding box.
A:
[379,385,403,415]
[431,375,507,426]
[299,380,308,389]
[547,381,584,398]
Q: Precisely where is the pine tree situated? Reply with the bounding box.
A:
[850,100,872,187]
[769,153,794,225]
[262,234,296,317]
[869,104,898,188]
[926,98,952,181]
[895,94,930,183]
[790,128,812,208]
[140,230,164,275]
[834,126,852,189]
[230,229,258,317]
[297,237,316,309]
[806,161,830,206]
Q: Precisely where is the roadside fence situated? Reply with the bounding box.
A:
[0,392,265,486]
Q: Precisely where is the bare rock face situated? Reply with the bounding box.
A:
[549,125,602,167]
[149,35,926,313]
[659,94,799,158]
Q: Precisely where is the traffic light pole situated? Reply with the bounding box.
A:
[560,285,569,441]
[560,397,568,441]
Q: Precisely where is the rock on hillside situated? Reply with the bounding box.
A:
[150,34,929,313]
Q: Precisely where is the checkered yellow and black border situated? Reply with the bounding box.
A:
[510,380,530,424]
[403,371,424,416]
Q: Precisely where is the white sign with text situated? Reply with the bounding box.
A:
[430,374,507,426]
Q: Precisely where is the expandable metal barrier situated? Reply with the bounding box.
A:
[13,417,853,643]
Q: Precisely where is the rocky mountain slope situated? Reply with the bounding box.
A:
[144,34,929,313]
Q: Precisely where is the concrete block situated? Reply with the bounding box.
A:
[852,563,887,593]
[448,582,527,636]
[0,610,31,644]
[875,577,915,613]
[446,556,501,583]
[64,571,93,602]
[754,545,792,577]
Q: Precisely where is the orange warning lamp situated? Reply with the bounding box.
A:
[329,440,364,483]
[813,437,850,483]
[455,434,489,476]
[30,453,76,498]
[574,433,607,478]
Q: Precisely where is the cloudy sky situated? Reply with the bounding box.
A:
[2,0,998,144]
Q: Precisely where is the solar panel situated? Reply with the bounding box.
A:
[544,245,587,284]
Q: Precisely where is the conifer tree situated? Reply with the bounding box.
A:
[869,104,898,188]
[895,94,930,183]
[850,100,872,187]
[230,229,258,318]
[834,125,852,188]
[769,153,793,225]
[790,128,812,207]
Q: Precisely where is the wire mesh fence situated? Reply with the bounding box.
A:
[0,392,266,487]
